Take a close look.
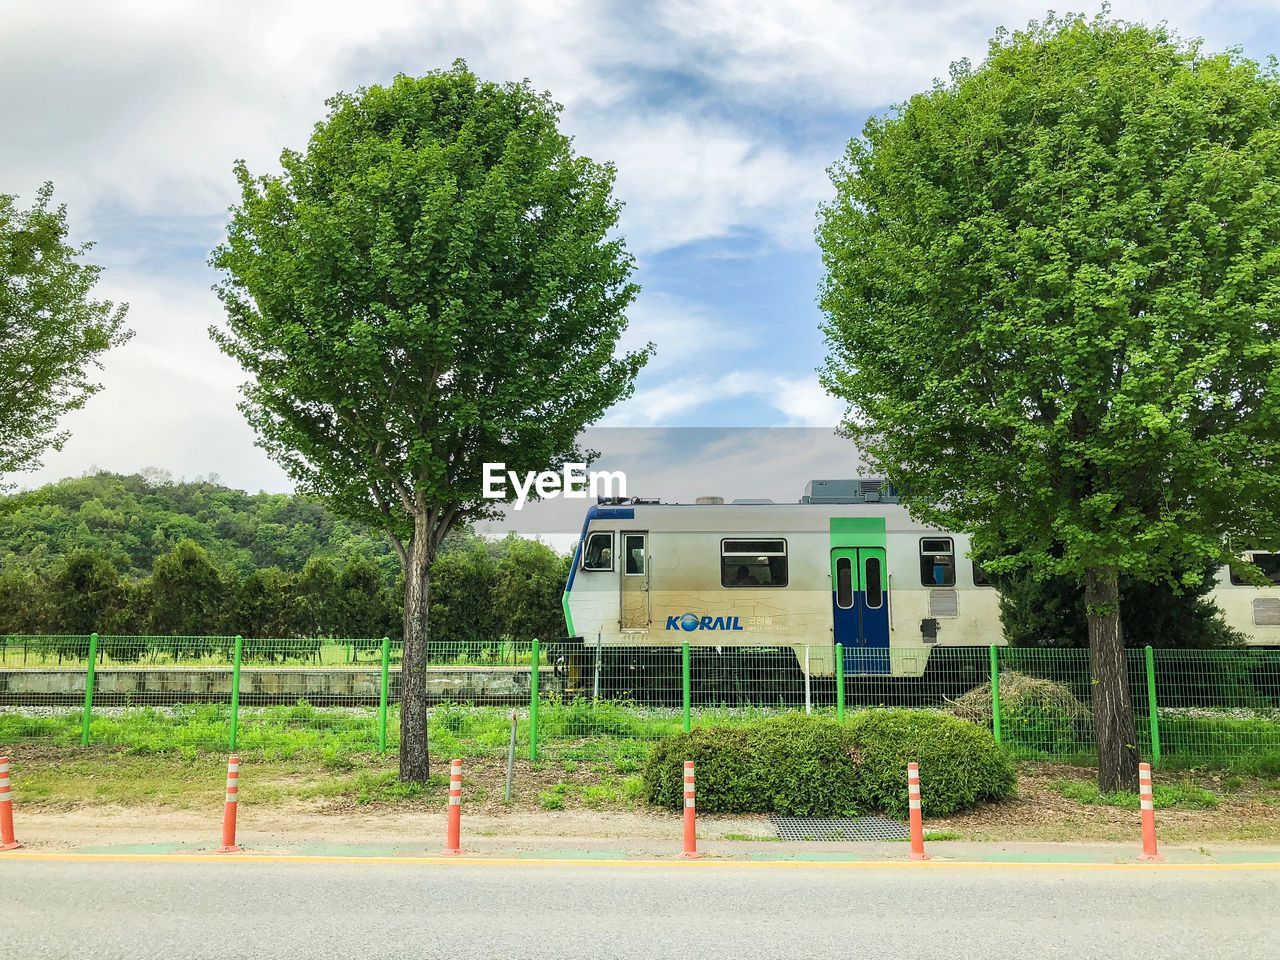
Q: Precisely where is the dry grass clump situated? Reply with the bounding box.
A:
[950,671,1089,727]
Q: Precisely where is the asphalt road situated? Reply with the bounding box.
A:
[6,859,1279,960]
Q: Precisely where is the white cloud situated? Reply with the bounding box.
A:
[658,0,1224,111]
[0,0,1242,249]
[617,293,758,372]
[607,370,841,427]
[1,2,428,223]
[16,274,290,493]
[581,113,832,254]
[769,376,845,426]
[1,0,1263,491]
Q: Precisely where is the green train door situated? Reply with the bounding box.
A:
[830,546,889,674]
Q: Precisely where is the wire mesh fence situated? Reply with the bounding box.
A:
[1145,648,1280,770]
[3,635,1279,771]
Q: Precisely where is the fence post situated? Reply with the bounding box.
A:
[835,643,845,722]
[593,629,603,700]
[988,644,1002,744]
[682,642,692,733]
[81,632,99,747]
[529,638,540,761]
[229,635,244,752]
[378,636,391,754]
[1144,644,1161,768]
[804,646,812,715]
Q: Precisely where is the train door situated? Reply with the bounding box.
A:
[830,547,890,674]
[620,531,649,631]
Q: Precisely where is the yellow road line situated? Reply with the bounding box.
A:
[3,851,1280,871]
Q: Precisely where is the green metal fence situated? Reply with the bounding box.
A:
[3,636,1279,771]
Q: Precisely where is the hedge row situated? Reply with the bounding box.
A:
[643,710,1016,819]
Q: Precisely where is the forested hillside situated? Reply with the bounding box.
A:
[0,472,569,644]
[0,471,400,581]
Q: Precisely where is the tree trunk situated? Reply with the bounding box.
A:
[1084,565,1138,793]
[399,519,433,784]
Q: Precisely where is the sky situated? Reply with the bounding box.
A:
[4,0,1279,495]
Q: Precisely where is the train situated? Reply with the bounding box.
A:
[557,478,1280,689]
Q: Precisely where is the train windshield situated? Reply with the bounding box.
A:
[582,532,614,571]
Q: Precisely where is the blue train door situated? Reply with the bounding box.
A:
[831,547,890,674]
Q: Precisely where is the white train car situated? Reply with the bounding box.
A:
[1213,553,1280,643]
[559,479,1280,681]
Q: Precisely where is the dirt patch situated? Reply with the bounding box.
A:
[933,764,1280,844]
[6,748,1279,848]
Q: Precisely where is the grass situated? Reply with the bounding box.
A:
[1051,778,1220,810]
[1156,715,1280,774]
[6,743,1279,846]
[5,746,651,815]
[5,751,450,810]
[0,700,670,763]
[997,713,1280,773]
[0,637,538,670]
[7,699,1280,779]
[539,783,570,810]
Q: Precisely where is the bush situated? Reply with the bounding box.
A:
[845,709,1017,818]
[643,711,1015,819]
[951,672,1089,756]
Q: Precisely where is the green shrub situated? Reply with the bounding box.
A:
[645,715,867,815]
[643,711,1015,819]
[846,710,1017,818]
[645,725,777,814]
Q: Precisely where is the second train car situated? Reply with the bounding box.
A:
[559,479,1280,687]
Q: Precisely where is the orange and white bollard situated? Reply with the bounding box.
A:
[1138,762,1163,863]
[0,756,21,851]
[682,760,701,859]
[218,754,241,853]
[907,761,928,861]
[443,759,463,856]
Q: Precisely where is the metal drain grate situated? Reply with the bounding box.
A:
[769,814,909,841]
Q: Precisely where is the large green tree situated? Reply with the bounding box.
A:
[428,543,500,660]
[493,536,571,644]
[0,185,130,480]
[146,539,225,646]
[999,570,1243,650]
[211,63,649,781]
[0,471,400,581]
[818,15,1280,790]
[49,548,126,635]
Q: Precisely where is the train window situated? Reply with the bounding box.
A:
[581,532,613,571]
[836,558,853,608]
[920,538,956,586]
[623,534,645,575]
[1230,553,1280,586]
[721,538,788,587]
[865,557,883,608]
[972,561,994,587]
